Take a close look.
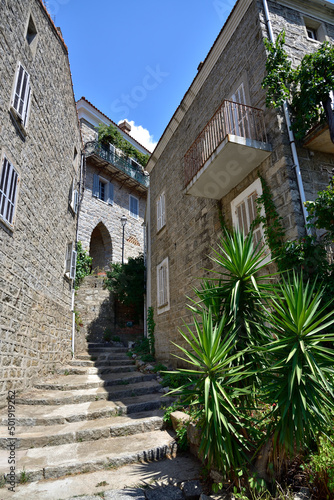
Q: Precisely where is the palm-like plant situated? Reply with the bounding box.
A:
[190,229,274,394]
[261,273,334,457]
[167,311,255,476]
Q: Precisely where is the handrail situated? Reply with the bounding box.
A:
[184,100,268,187]
[85,141,150,188]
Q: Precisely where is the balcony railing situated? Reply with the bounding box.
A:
[184,100,268,187]
[85,141,150,189]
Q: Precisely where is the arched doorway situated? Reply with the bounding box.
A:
[89,222,112,274]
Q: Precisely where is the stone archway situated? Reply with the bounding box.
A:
[89,222,112,274]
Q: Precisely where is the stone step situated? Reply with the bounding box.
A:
[32,371,155,391]
[0,430,177,481]
[76,352,128,361]
[15,380,161,406]
[0,454,202,500]
[0,410,165,449]
[57,362,135,375]
[0,395,174,427]
[69,355,131,367]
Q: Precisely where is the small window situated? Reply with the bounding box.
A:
[129,195,139,219]
[11,62,31,129]
[93,174,114,205]
[65,242,77,280]
[157,257,170,314]
[26,15,37,46]
[0,156,19,227]
[303,17,326,43]
[306,27,317,40]
[157,192,166,232]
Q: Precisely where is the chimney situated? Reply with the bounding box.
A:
[118,120,131,133]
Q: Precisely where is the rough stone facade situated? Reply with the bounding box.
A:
[0,0,82,405]
[147,0,334,365]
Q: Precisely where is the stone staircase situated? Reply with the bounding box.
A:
[0,343,185,497]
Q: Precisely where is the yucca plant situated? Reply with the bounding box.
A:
[189,229,275,396]
[260,273,334,462]
[167,310,256,476]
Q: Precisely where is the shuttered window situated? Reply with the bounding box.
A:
[0,157,19,226]
[157,192,166,232]
[129,195,139,219]
[231,179,265,251]
[11,62,31,128]
[93,174,112,204]
[65,242,77,280]
[157,257,170,313]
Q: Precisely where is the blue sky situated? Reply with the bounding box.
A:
[47,0,234,150]
[49,0,334,151]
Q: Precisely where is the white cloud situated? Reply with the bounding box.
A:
[118,119,157,153]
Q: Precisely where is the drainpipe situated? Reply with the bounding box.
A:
[71,151,85,358]
[262,0,311,235]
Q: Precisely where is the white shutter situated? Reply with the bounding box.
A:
[161,193,166,228]
[12,62,31,127]
[65,242,73,274]
[157,196,162,231]
[0,157,19,225]
[70,249,77,280]
[72,189,79,214]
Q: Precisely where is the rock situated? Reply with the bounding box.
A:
[294,487,311,500]
[145,364,155,371]
[182,479,203,499]
[200,495,213,500]
[146,485,184,500]
[170,411,191,431]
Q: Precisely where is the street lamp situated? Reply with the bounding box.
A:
[121,215,127,264]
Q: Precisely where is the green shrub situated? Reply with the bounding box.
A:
[75,241,92,289]
[309,435,334,499]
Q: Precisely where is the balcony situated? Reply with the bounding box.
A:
[184,100,272,199]
[85,141,149,193]
[303,122,334,154]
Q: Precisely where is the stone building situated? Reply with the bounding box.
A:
[146,0,334,364]
[74,98,149,347]
[76,97,149,271]
[0,0,82,405]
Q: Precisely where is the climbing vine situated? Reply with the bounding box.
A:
[147,306,156,356]
[262,31,334,142]
[75,241,92,289]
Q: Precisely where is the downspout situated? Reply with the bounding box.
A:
[71,151,85,358]
[262,0,311,235]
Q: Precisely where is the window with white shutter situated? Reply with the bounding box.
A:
[65,242,77,280]
[231,178,266,252]
[70,179,79,214]
[11,62,31,128]
[156,192,166,232]
[129,195,139,219]
[157,257,170,314]
[0,156,19,227]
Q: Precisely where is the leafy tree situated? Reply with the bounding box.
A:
[75,241,92,289]
[104,254,145,322]
[262,32,334,142]
[305,175,334,241]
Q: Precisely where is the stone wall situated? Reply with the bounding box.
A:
[74,275,114,351]
[0,0,82,405]
[149,0,334,366]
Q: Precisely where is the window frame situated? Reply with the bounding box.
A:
[0,154,20,229]
[156,191,166,232]
[157,257,170,314]
[129,194,139,219]
[93,174,114,205]
[230,178,269,260]
[10,61,32,130]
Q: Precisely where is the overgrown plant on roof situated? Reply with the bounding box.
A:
[97,123,150,167]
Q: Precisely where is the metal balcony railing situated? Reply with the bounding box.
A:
[85,141,150,188]
[184,100,268,187]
